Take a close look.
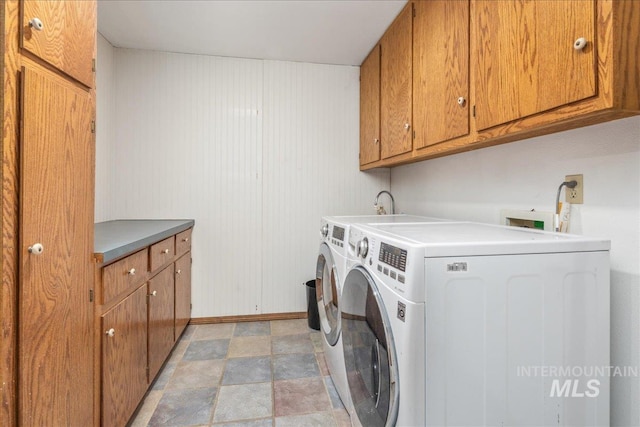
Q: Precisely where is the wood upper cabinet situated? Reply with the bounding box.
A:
[380,2,413,159]
[101,285,148,427]
[18,66,94,426]
[413,0,469,149]
[175,254,192,340]
[360,44,381,166]
[474,0,596,130]
[148,265,176,380]
[21,0,96,87]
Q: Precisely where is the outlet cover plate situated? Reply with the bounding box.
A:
[565,174,583,204]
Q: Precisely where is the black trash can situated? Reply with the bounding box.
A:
[305,280,320,330]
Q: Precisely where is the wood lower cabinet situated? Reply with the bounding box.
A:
[95,222,193,426]
[175,254,192,340]
[101,285,148,427]
[148,264,176,380]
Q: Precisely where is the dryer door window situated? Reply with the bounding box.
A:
[316,243,340,346]
[341,266,399,427]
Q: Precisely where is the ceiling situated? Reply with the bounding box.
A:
[97,0,407,66]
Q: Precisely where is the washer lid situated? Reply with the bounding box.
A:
[364,222,610,256]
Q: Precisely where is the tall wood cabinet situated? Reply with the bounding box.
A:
[2,0,96,425]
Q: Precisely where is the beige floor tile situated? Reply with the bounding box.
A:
[334,408,351,427]
[192,323,235,340]
[228,335,271,358]
[270,319,312,336]
[275,411,337,427]
[129,390,163,427]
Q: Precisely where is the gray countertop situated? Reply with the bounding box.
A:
[94,219,195,264]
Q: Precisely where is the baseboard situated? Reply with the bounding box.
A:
[189,311,307,325]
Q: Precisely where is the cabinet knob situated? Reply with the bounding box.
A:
[573,37,587,51]
[373,138,379,144]
[127,268,136,276]
[176,269,182,275]
[457,96,466,107]
[29,18,44,31]
[404,123,411,131]
[150,290,157,297]
[162,249,169,254]
[28,243,44,255]
[182,237,189,242]
[105,328,115,337]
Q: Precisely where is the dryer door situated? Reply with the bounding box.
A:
[341,266,399,427]
[316,243,340,346]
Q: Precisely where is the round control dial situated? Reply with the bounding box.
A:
[320,224,329,238]
[357,237,369,259]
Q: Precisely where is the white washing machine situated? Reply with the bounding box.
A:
[341,222,610,427]
[316,215,449,418]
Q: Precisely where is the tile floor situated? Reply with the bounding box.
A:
[130,319,352,427]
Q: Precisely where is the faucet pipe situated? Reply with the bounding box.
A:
[374,190,395,215]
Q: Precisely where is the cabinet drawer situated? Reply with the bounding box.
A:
[176,228,192,257]
[150,236,175,272]
[102,249,148,304]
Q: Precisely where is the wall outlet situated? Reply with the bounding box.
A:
[565,174,583,204]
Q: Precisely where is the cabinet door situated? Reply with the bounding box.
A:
[360,44,381,166]
[413,0,469,148]
[148,265,176,381]
[475,0,596,130]
[175,253,192,340]
[380,3,413,159]
[102,285,148,427]
[21,0,96,87]
[18,66,94,426]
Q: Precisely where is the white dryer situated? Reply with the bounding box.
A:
[341,222,610,427]
[316,215,448,417]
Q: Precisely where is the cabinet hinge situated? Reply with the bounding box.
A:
[473,105,476,118]
[413,5,416,18]
[91,120,96,134]
[89,289,94,302]
[92,58,96,72]
[413,130,416,139]
[190,303,192,310]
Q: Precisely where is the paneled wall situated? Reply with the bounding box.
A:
[95,33,116,222]
[95,44,389,317]
[391,116,640,427]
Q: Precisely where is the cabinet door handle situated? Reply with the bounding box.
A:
[29,17,44,31]
[404,123,411,131]
[127,268,136,275]
[150,290,157,297]
[176,269,182,275]
[28,243,44,255]
[457,96,466,107]
[105,328,115,337]
[573,37,587,51]
[374,138,379,144]
[162,249,170,254]
[182,237,189,242]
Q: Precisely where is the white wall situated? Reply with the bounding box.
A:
[391,116,640,426]
[95,33,116,222]
[95,47,389,317]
